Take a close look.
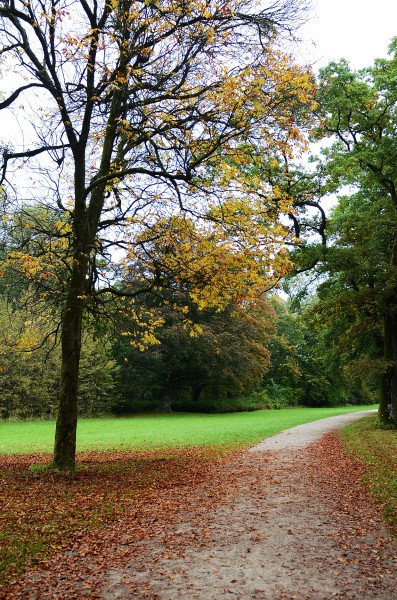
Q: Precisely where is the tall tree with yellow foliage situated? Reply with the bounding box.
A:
[0,0,315,468]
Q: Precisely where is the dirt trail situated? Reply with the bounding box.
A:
[5,410,397,599]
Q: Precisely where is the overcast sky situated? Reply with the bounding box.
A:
[297,0,397,69]
[2,0,397,151]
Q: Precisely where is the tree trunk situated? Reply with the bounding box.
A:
[53,265,87,469]
[379,235,397,426]
[52,99,120,466]
[191,383,206,403]
[159,376,174,412]
[53,144,94,469]
[53,304,82,468]
[379,310,397,426]
[159,393,172,412]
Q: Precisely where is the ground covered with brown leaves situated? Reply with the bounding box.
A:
[1,421,397,599]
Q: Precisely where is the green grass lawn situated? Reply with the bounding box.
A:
[0,405,377,455]
[342,415,397,533]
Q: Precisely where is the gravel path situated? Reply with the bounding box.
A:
[101,410,396,600]
[5,410,397,599]
[250,410,378,451]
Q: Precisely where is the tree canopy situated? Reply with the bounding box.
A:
[314,43,397,425]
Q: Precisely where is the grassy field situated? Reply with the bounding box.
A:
[0,405,376,455]
[342,415,397,534]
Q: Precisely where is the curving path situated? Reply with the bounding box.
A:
[5,410,397,599]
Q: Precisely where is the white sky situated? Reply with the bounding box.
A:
[297,0,397,69]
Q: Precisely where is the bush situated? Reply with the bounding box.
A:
[170,389,272,413]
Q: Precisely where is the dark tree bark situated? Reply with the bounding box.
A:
[53,249,88,468]
[379,314,397,426]
[159,393,172,413]
[54,296,83,468]
[379,237,397,426]
[159,375,175,412]
[191,383,207,403]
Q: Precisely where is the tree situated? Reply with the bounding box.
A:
[113,293,274,412]
[0,0,314,468]
[310,189,387,396]
[316,44,397,425]
[261,296,369,408]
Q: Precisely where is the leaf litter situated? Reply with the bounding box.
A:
[1,423,397,599]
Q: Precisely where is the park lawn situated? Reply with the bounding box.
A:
[0,406,375,590]
[0,405,376,455]
[342,415,397,534]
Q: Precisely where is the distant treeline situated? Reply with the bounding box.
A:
[0,292,375,420]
